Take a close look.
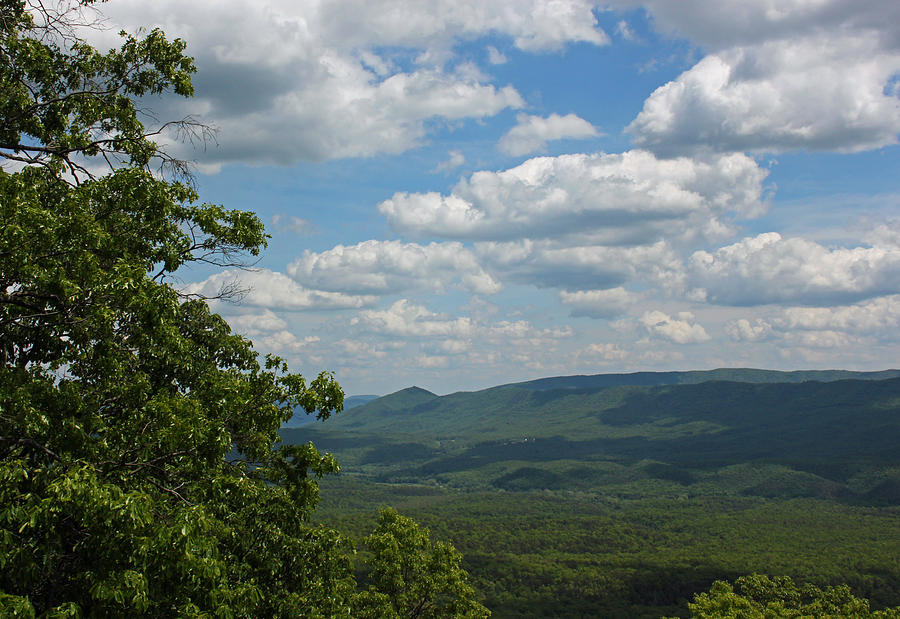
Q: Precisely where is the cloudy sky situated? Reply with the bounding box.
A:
[99,0,900,395]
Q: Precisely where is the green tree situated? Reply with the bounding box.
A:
[354,508,489,618]
[676,574,900,618]
[0,2,487,617]
[0,1,354,615]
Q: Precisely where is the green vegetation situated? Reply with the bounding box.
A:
[675,574,900,618]
[0,3,480,616]
[286,373,900,617]
[313,479,900,617]
[354,508,489,618]
[292,375,900,501]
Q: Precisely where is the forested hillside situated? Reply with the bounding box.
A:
[288,373,900,500]
[286,372,900,617]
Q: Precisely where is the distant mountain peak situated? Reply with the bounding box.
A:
[398,386,437,397]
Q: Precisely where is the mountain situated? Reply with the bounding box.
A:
[319,386,439,430]
[311,367,900,437]
[283,369,900,502]
[289,370,900,617]
[343,394,380,409]
[281,393,380,428]
[511,367,900,390]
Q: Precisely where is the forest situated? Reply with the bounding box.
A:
[289,371,900,617]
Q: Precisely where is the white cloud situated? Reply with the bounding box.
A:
[863,219,900,248]
[486,45,507,65]
[224,309,288,336]
[725,318,773,342]
[380,150,768,242]
[615,20,637,42]
[97,0,612,167]
[438,339,472,354]
[609,0,900,52]
[617,0,900,156]
[689,233,900,306]
[580,342,629,360]
[213,309,321,355]
[476,239,685,292]
[255,330,321,353]
[628,36,900,155]
[559,287,640,319]
[638,310,711,344]
[782,330,853,349]
[415,354,450,369]
[351,300,476,338]
[776,295,900,336]
[725,295,900,360]
[286,240,501,295]
[432,150,466,173]
[351,299,572,342]
[271,214,316,235]
[336,339,390,360]
[498,113,599,156]
[183,269,376,310]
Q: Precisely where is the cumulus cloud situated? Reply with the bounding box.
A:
[271,214,316,235]
[486,45,508,65]
[617,1,900,155]
[609,0,900,52]
[498,113,599,156]
[351,299,572,341]
[615,20,637,42]
[580,342,629,360]
[211,309,321,356]
[726,318,773,342]
[380,150,768,242]
[559,287,640,319]
[863,219,900,248]
[628,36,900,155]
[351,300,476,337]
[432,150,466,173]
[254,331,321,354]
[286,240,501,295]
[96,0,611,167]
[725,295,900,359]
[224,309,289,336]
[776,295,900,336]
[477,239,686,292]
[183,269,376,310]
[638,310,711,344]
[437,339,472,354]
[689,233,900,306]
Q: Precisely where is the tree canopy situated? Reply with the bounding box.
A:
[0,1,483,616]
[354,508,489,619]
[676,574,900,619]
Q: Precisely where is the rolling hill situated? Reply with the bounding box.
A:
[282,369,900,617]
[283,369,900,501]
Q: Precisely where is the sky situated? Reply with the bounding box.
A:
[92,0,900,395]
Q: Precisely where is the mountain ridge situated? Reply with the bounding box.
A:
[319,367,900,437]
[284,370,900,503]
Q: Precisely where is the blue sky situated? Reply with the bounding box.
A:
[98,1,900,395]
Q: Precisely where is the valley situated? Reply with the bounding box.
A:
[284,369,900,617]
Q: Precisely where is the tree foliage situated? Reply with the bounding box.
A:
[354,509,489,619]
[677,574,900,619]
[0,2,483,616]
